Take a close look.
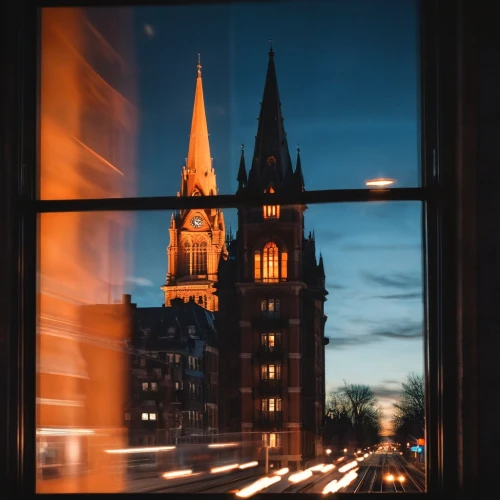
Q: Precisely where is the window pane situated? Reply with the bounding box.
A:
[37,200,425,493]
[39,1,419,200]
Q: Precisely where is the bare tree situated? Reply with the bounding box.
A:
[324,382,381,449]
[392,373,425,439]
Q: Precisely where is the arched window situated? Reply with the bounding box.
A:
[185,240,208,275]
[192,241,208,274]
[254,242,287,282]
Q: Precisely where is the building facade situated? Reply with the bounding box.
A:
[217,47,328,471]
[161,60,227,312]
[127,296,219,448]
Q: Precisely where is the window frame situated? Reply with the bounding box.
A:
[0,0,470,497]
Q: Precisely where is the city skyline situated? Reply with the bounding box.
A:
[124,0,422,434]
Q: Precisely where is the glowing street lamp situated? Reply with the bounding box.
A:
[365,178,395,188]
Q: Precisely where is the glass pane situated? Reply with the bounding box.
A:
[37,201,425,493]
[39,0,419,199]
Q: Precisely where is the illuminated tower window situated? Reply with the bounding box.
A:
[263,186,280,219]
[254,242,287,282]
[263,242,278,280]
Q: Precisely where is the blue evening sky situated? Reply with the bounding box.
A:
[124,0,423,432]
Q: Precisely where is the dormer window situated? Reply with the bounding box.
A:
[263,186,280,219]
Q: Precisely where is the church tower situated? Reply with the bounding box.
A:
[217,45,328,471]
[161,58,227,312]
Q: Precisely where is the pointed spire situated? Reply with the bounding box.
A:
[318,252,325,278]
[294,145,305,191]
[247,43,293,192]
[237,143,247,189]
[181,55,217,197]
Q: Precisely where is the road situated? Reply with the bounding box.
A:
[124,452,425,494]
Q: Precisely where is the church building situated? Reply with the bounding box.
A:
[161,58,227,312]
[216,46,329,471]
[162,47,328,470]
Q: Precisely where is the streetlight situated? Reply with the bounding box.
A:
[365,178,395,187]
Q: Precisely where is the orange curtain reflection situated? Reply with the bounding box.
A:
[37,7,136,493]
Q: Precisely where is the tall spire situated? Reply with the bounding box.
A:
[180,54,217,197]
[247,43,293,193]
[237,143,247,191]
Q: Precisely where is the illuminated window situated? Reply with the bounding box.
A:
[150,382,157,391]
[261,333,281,350]
[149,413,157,421]
[262,398,282,412]
[141,413,148,421]
[142,382,148,391]
[263,186,280,219]
[261,363,281,380]
[263,432,282,448]
[254,252,261,280]
[281,251,288,279]
[261,298,280,317]
[254,243,287,282]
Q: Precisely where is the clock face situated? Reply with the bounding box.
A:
[190,215,203,229]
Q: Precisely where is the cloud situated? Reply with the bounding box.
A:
[325,281,345,291]
[371,385,402,400]
[373,292,422,300]
[327,336,371,348]
[370,321,423,340]
[326,333,381,350]
[125,276,155,287]
[361,271,421,290]
[326,320,423,349]
[382,379,401,385]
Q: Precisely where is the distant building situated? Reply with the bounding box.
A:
[126,297,219,446]
[216,46,329,471]
[156,48,328,470]
[161,58,227,312]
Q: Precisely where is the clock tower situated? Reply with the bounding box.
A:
[161,58,227,311]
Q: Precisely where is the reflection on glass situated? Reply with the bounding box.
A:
[40,0,419,199]
[37,202,425,493]
[40,7,137,200]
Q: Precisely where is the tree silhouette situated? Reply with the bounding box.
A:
[392,373,425,441]
[324,382,381,450]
